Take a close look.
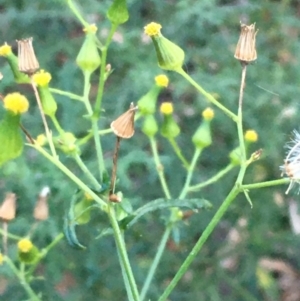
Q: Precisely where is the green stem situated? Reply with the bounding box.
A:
[189,163,236,191]
[73,154,102,190]
[94,23,118,115]
[66,0,88,27]
[149,137,172,199]
[49,88,83,102]
[140,225,172,301]
[29,144,107,208]
[179,148,202,199]
[82,70,105,182]
[235,64,248,185]
[241,178,290,190]
[176,68,237,121]
[158,187,239,301]
[107,205,140,301]
[50,114,64,135]
[116,237,135,301]
[168,138,189,169]
[5,256,41,301]
[0,227,22,240]
[31,77,57,158]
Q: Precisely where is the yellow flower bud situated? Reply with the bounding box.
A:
[155,74,169,87]
[245,130,258,142]
[32,70,52,87]
[18,238,39,264]
[18,239,33,253]
[202,108,215,121]
[0,43,12,56]
[160,102,173,115]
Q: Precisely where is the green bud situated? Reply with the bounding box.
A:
[18,239,40,264]
[151,35,185,72]
[229,147,242,166]
[192,120,212,149]
[76,26,101,74]
[54,132,78,155]
[6,53,30,83]
[107,0,129,25]
[142,114,158,137]
[38,86,57,117]
[0,112,23,166]
[161,115,180,138]
[138,86,161,115]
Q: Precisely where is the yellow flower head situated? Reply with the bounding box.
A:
[0,43,12,56]
[83,23,98,34]
[155,74,169,87]
[202,108,215,121]
[3,92,29,114]
[32,70,52,87]
[144,22,162,37]
[245,130,258,142]
[160,102,173,115]
[36,134,47,146]
[18,239,33,253]
[0,253,4,265]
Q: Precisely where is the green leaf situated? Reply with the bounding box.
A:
[120,198,212,229]
[0,112,23,167]
[63,192,86,250]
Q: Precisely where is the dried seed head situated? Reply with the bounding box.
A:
[110,103,138,139]
[280,130,300,194]
[17,38,40,75]
[33,187,50,221]
[0,193,17,222]
[234,23,258,63]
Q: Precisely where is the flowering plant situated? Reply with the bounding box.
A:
[0,1,297,300]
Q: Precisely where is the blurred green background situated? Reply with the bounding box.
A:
[1,0,300,300]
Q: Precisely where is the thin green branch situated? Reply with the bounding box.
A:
[189,163,236,191]
[158,187,239,301]
[149,137,172,199]
[168,137,189,169]
[49,88,83,102]
[140,225,172,301]
[73,154,102,190]
[241,178,290,190]
[66,0,88,27]
[179,148,202,199]
[29,144,107,208]
[107,205,140,301]
[82,71,105,182]
[49,114,64,135]
[94,23,118,115]
[5,256,41,301]
[176,68,238,121]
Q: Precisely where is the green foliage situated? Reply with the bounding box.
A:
[0,0,299,301]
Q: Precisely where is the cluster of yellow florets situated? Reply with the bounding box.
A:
[0,43,12,56]
[202,108,215,121]
[160,102,173,115]
[144,22,162,37]
[3,92,29,114]
[32,69,52,87]
[18,238,33,253]
[155,74,169,87]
